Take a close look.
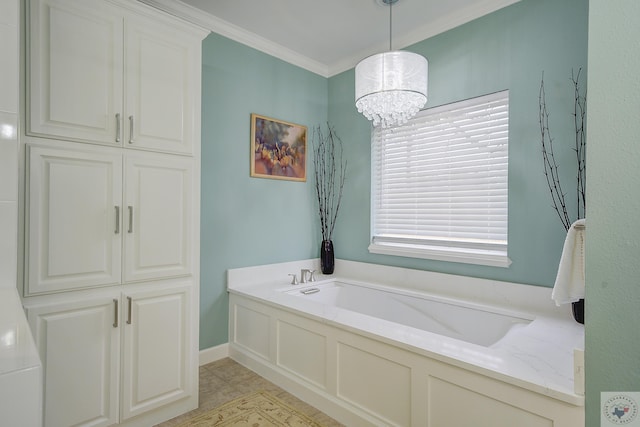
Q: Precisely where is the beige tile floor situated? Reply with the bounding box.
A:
[155,358,344,427]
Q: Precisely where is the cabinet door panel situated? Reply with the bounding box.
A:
[121,285,191,419]
[27,145,122,294]
[28,0,123,144]
[124,14,198,154]
[27,295,120,427]
[123,152,192,282]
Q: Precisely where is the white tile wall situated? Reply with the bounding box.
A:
[0,112,18,201]
[0,0,18,113]
[0,6,44,426]
[0,0,18,26]
[0,0,19,290]
[0,202,18,288]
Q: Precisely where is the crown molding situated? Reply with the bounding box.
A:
[139,0,520,78]
[328,0,521,76]
[137,0,330,77]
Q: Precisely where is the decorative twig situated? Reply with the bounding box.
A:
[539,69,587,231]
[540,73,571,231]
[312,124,347,241]
[572,68,587,220]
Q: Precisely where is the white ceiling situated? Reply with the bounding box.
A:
[142,0,520,77]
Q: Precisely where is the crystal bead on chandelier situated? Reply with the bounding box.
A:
[355,0,428,128]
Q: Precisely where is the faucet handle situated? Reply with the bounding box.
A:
[308,269,316,282]
[300,269,310,283]
[288,274,298,285]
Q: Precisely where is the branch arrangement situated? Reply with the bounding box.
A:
[312,124,347,241]
[572,69,587,220]
[539,69,587,231]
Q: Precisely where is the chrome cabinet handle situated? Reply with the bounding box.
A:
[114,206,120,234]
[115,113,121,142]
[113,299,119,328]
[126,296,132,325]
[128,206,133,233]
[128,115,134,144]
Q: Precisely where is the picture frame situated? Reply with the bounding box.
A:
[250,113,307,181]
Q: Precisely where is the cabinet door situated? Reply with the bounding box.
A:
[28,0,123,145]
[26,294,120,427]
[123,152,193,283]
[123,13,199,154]
[27,145,122,294]
[120,284,192,420]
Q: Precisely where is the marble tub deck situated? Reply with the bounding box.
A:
[227,259,586,406]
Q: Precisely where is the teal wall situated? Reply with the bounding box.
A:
[585,0,640,424]
[329,0,588,287]
[200,0,588,349]
[200,36,327,349]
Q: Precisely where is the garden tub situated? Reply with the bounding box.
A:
[282,280,532,347]
[227,259,584,426]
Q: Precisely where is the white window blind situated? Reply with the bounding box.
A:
[370,90,510,267]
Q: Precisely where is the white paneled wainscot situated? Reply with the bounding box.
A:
[228,259,585,426]
[20,0,207,426]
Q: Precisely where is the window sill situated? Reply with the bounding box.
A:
[368,242,512,268]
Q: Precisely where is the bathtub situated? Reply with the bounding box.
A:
[282,280,532,347]
[227,259,584,426]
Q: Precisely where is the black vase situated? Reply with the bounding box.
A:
[572,299,584,324]
[320,240,335,275]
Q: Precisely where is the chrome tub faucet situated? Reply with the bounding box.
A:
[300,269,316,283]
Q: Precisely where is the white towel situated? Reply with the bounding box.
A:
[552,218,586,306]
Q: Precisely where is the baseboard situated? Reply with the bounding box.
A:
[199,343,230,366]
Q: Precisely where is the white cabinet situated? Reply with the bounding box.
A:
[123,12,198,153]
[26,145,123,294]
[27,0,201,154]
[22,0,205,425]
[27,0,123,146]
[120,285,192,420]
[26,283,193,427]
[25,143,193,295]
[27,293,120,427]
[123,151,193,283]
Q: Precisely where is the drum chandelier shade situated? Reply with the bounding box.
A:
[355,0,428,128]
[355,51,428,128]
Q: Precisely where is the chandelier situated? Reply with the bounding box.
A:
[355,0,428,128]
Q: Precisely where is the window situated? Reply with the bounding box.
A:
[370,90,511,267]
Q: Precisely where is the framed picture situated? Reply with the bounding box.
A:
[250,113,307,181]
